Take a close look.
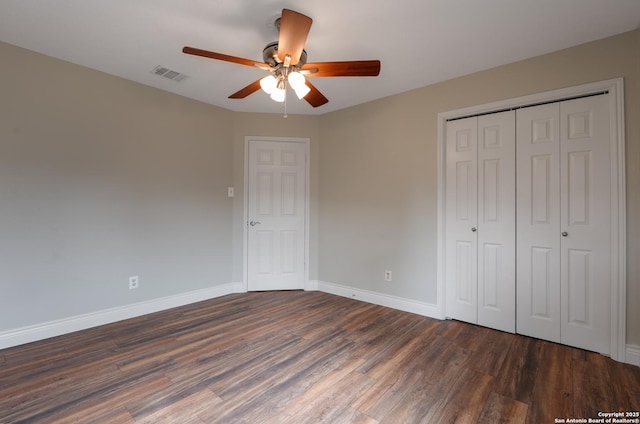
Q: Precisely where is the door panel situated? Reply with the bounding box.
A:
[477,111,515,333]
[531,155,553,224]
[516,103,561,343]
[257,231,274,274]
[455,240,474,303]
[248,140,306,291]
[456,161,474,221]
[530,247,553,319]
[445,117,478,324]
[560,95,610,354]
[481,242,500,308]
[567,151,591,225]
[566,248,590,324]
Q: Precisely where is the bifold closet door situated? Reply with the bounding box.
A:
[559,95,611,354]
[516,103,562,343]
[445,117,478,325]
[445,111,515,333]
[517,95,611,355]
[476,111,515,333]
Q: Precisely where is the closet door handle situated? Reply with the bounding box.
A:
[471,227,477,232]
[562,232,568,237]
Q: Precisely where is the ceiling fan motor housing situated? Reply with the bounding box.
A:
[263,42,307,68]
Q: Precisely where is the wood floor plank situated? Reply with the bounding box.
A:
[364,321,439,380]
[360,367,431,420]
[206,337,357,423]
[49,406,136,424]
[320,407,379,424]
[349,334,459,415]
[464,329,513,376]
[527,341,575,423]
[493,335,541,405]
[275,356,368,419]
[136,389,221,424]
[42,376,171,424]
[477,392,528,423]
[373,372,435,424]
[572,350,618,418]
[1,291,638,424]
[278,367,374,424]
[425,367,495,423]
[607,359,640,410]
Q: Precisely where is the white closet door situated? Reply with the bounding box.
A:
[445,117,478,324]
[477,111,516,333]
[516,103,562,342]
[560,95,611,354]
[517,95,611,355]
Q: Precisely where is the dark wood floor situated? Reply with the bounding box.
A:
[1,291,638,423]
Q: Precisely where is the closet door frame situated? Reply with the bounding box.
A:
[436,78,626,363]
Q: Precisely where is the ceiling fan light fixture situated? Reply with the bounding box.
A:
[270,88,286,102]
[287,71,305,90]
[270,79,287,102]
[293,83,311,99]
[260,75,278,94]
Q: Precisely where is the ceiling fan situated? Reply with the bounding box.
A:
[182,9,381,108]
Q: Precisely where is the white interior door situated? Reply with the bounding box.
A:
[516,103,562,343]
[517,95,611,354]
[445,117,478,324]
[559,95,611,354]
[477,111,515,333]
[247,139,306,291]
[445,113,516,332]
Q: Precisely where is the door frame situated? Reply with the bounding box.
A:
[436,78,626,362]
[242,136,311,292]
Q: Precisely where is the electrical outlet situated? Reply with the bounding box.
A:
[384,270,392,282]
[129,275,139,290]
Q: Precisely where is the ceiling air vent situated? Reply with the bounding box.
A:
[152,65,188,82]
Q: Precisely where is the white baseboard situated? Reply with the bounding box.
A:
[0,283,238,350]
[232,281,246,293]
[318,280,443,320]
[626,344,640,366]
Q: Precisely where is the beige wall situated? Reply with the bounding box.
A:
[319,29,640,344]
[0,42,236,330]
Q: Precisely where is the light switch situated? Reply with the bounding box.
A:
[228,187,234,197]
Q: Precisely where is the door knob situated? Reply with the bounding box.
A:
[249,221,261,227]
[562,232,568,237]
[471,227,477,232]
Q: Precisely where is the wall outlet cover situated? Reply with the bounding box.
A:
[129,276,139,289]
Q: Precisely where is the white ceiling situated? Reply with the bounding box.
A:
[1,1,639,115]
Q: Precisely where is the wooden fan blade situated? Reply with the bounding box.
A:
[277,9,312,66]
[303,80,328,107]
[183,46,267,68]
[229,80,262,99]
[301,60,381,77]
